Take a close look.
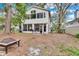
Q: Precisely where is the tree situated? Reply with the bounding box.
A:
[4,4,12,34]
[13,3,26,32]
[54,3,72,33]
[0,16,5,31]
[0,16,5,24]
[51,13,58,32]
[36,3,46,8]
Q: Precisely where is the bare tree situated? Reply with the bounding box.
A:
[55,3,72,33]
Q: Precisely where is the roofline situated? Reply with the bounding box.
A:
[27,6,50,12]
[32,6,49,12]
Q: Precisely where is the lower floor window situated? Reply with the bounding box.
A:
[23,24,27,31]
[34,24,40,31]
[23,24,32,31]
[23,24,47,32]
[28,24,32,31]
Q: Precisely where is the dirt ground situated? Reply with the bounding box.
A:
[0,33,79,56]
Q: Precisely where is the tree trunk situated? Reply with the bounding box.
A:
[19,24,22,32]
[57,13,62,33]
[57,6,62,33]
[57,4,63,33]
[5,4,12,34]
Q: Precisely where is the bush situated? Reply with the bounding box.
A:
[75,34,79,38]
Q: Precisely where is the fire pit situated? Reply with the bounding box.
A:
[0,38,20,54]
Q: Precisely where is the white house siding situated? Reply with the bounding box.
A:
[26,8,49,19]
[77,11,79,18]
[23,19,49,24]
[21,7,51,34]
[65,23,79,35]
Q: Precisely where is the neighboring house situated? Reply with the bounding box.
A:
[21,6,51,34]
[65,10,79,35]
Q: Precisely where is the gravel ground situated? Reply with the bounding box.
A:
[0,33,79,56]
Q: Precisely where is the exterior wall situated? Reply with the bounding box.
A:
[26,8,49,19]
[65,26,79,35]
[77,11,79,18]
[65,22,79,35]
[24,8,50,24]
[66,22,79,28]
[24,19,49,24]
[21,7,51,34]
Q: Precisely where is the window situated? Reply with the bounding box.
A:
[34,24,40,31]
[37,13,43,18]
[31,10,36,19]
[23,24,27,31]
[31,14,36,19]
[31,10,36,14]
[23,24,32,31]
[28,24,32,31]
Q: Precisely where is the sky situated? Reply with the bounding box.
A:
[45,4,79,21]
[0,3,79,21]
[0,3,5,9]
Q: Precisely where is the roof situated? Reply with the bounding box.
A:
[27,6,50,12]
[66,19,79,24]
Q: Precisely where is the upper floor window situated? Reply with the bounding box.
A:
[31,10,36,19]
[26,11,46,19]
[37,13,43,18]
[37,12,46,18]
[31,10,36,14]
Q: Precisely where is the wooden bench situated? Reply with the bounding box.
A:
[0,38,20,54]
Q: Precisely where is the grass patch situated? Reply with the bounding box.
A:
[64,48,79,56]
[59,45,79,56]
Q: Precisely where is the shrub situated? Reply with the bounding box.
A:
[75,33,79,38]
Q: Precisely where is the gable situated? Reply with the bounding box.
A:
[26,7,49,14]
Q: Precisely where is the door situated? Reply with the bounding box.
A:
[34,24,40,32]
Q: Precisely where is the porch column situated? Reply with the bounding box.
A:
[21,23,23,31]
[32,24,34,31]
[27,24,28,31]
[46,24,48,33]
[36,13,37,19]
[42,24,44,34]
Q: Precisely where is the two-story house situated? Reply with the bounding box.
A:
[21,6,51,34]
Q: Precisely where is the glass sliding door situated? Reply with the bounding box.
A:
[34,24,40,31]
[23,24,27,31]
[23,24,32,31]
[28,24,32,31]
